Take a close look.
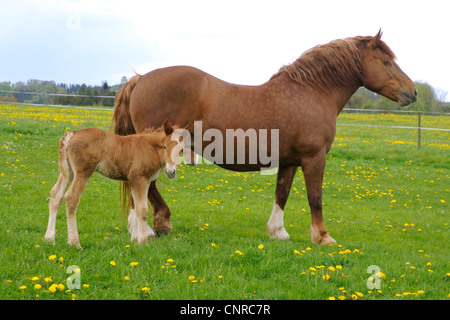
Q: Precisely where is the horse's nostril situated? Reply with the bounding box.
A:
[413,88,418,98]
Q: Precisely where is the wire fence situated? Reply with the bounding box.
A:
[1,90,449,149]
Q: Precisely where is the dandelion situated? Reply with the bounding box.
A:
[82,284,89,289]
[258,244,264,250]
[123,276,130,281]
[322,274,330,281]
[49,284,58,293]
[335,265,343,270]
[44,276,52,283]
[141,287,151,293]
[167,258,174,263]
[34,284,42,290]
[338,295,346,300]
[328,296,336,300]
[328,266,335,271]
[19,285,27,290]
[31,276,40,281]
[130,262,139,267]
[48,255,57,260]
[211,243,219,248]
[110,261,116,266]
[188,275,195,281]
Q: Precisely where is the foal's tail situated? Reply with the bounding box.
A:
[111,74,142,216]
[58,131,74,182]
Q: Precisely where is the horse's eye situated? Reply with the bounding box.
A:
[383,61,392,67]
[164,145,167,150]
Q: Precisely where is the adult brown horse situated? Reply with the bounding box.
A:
[112,31,417,245]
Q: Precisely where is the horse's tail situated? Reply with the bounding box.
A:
[111,74,141,136]
[58,131,74,182]
[111,74,142,216]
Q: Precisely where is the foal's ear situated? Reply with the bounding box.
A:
[163,119,173,135]
[184,122,194,133]
[369,29,383,47]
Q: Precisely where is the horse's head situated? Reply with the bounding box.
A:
[360,30,417,106]
[162,120,193,179]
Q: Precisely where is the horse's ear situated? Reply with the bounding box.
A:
[184,122,194,133]
[163,119,173,135]
[370,29,383,48]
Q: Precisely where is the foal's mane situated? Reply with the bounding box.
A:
[271,35,395,91]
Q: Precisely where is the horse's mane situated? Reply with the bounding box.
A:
[270,35,396,91]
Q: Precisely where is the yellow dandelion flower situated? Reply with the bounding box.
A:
[141,287,151,293]
[188,275,195,281]
[48,255,57,260]
[328,296,336,300]
[49,284,57,293]
[44,276,52,283]
[82,284,89,289]
[258,244,264,250]
[336,265,343,270]
[19,285,27,290]
[130,262,138,267]
[322,274,330,281]
[110,261,116,266]
[31,276,40,281]
[328,266,335,271]
[34,284,42,290]
[123,276,130,281]
[167,258,174,263]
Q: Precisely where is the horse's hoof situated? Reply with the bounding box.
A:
[154,227,170,237]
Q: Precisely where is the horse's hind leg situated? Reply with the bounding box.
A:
[45,174,69,244]
[267,166,297,240]
[148,180,172,236]
[64,174,89,248]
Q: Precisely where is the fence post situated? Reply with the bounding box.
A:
[418,111,421,150]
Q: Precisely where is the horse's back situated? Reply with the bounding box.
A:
[129,66,228,132]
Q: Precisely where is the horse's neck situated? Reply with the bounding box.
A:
[141,133,165,160]
[329,84,361,115]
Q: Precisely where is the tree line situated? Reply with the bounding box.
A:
[0,76,128,108]
[0,78,448,113]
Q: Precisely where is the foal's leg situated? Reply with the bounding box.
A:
[267,166,298,240]
[45,174,69,244]
[148,180,172,236]
[302,152,336,245]
[64,174,90,248]
[131,179,155,245]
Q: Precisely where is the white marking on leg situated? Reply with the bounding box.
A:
[128,207,138,242]
[45,174,68,244]
[267,203,290,240]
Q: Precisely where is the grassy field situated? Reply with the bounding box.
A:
[0,104,448,300]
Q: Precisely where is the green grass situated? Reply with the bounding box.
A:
[0,104,448,300]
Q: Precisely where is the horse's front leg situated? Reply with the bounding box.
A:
[267,166,298,240]
[148,180,172,236]
[302,152,337,245]
[131,179,155,245]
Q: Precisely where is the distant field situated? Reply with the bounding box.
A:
[0,104,448,300]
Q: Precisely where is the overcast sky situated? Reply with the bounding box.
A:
[1,0,449,100]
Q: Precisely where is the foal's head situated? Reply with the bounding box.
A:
[359,30,417,106]
[162,120,193,179]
